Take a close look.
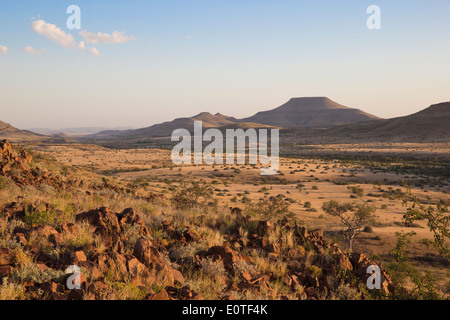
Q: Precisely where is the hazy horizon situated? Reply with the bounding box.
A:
[16,96,442,132]
[1,1,450,130]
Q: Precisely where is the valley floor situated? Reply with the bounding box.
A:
[34,142,450,293]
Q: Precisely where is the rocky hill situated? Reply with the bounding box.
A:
[88,112,239,140]
[0,121,46,143]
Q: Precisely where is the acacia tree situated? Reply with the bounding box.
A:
[322,200,377,250]
[401,184,449,263]
[387,183,450,299]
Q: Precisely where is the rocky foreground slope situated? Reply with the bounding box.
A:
[0,139,399,300]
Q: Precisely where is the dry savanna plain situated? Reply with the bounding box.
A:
[19,141,447,299]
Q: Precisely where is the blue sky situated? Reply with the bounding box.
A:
[1,0,449,129]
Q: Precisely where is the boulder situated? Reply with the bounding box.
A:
[126,254,153,287]
[0,140,13,160]
[204,245,242,270]
[31,225,58,238]
[107,252,128,281]
[133,238,182,286]
[336,254,353,271]
[67,289,84,300]
[78,261,102,280]
[73,251,87,263]
[0,265,12,277]
[148,289,170,300]
[179,286,203,300]
[0,247,15,266]
[183,229,200,242]
[257,220,273,236]
[75,207,121,234]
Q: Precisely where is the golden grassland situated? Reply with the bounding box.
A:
[0,141,449,300]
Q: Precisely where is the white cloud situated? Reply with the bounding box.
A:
[31,19,100,56]
[89,47,101,56]
[0,45,9,55]
[79,30,136,44]
[24,46,49,56]
[31,19,78,49]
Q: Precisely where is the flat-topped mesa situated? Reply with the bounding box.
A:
[240,97,380,128]
[281,97,350,111]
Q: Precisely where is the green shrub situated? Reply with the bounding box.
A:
[172,182,213,210]
[23,207,63,227]
[0,176,11,190]
[347,186,364,197]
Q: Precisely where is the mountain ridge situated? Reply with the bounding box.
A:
[297,101,450,143]
[84,97,381,140]
[2,98,449,144]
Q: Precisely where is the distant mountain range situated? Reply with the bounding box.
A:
[83,97,380,141]
[1,97,449,144]
[29,127,135,136]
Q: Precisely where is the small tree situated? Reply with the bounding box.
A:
[322,200,376,250]
[401,183,449,263]
[172,182,214,210]
[386,183,450,299]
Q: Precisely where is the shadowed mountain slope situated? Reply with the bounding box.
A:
[0,121,46,142]
[240,97,381,128]
[296,102,450,143]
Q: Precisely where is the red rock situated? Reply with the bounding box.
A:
[68,289,84,300]
[282,275,292,287]
[36,262,49,271]
[148,290,170,300]
[0,247,15,266]
[108,252,128,281]
[350,252,367,266]
[0,265,12,277]
[242,270,252,282]
[12,226,29,235]
[133,238,182,286]
[179,286,202,300]
[257,221,273,235]
[78,261,102,280]
[74,251,87,263]
[305,287,317,298]
[171,268,185,285]
[264,243,279,254]
[15,233,28,246]
[49,292,68,300]
[75,207,120,234]
[336,254,353,271]
[126,254,153,287]
[183,229,200,242]
[63,272,88,291]
[90,280,108,292]
[205,245,241,270]
[48,233,64,246]
[297,227,309,238]
[31,225,58,238]
[310,229,324,239]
